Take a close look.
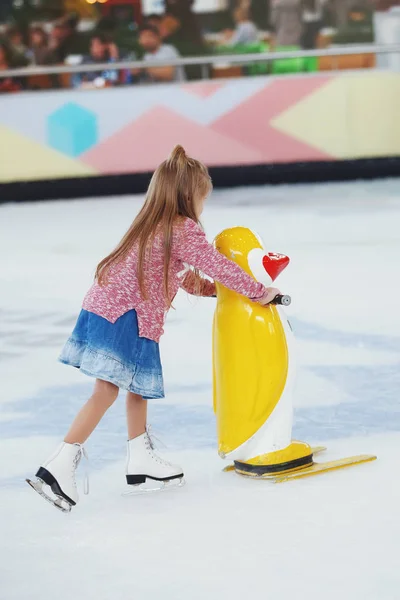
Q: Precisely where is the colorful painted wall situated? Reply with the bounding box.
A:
[1,71,400,184]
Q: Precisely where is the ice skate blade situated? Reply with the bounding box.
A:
[235,454,377,483]
[26,478,72,513]
[223,446,327,473]
[122,477,186,497]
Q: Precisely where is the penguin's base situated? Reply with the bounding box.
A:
[223,445,328,473]
[234,440,314,476]
[236,454,377,483]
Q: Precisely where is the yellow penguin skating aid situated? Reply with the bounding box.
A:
[212,227,376,483]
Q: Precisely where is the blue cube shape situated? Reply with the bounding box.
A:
[47,102,98,157]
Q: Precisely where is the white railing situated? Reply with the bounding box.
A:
[0,43,400,80]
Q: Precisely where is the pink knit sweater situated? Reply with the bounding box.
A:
[83,218,267,342]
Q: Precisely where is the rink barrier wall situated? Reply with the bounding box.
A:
[2,157,400,203]
[1,70,400,201]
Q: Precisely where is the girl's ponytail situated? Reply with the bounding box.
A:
[167,145,189,170]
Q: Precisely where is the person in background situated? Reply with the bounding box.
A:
[28,26,55,65]
[270,0,303,47]
[6,25,30,66]
[48,22,72,63]
[145,14,164,33]
[145,11,199,55]
[327,0,373,29]
[164,0,205,55]
[220,3,259,46]
[48,13,83,63]
[146,14,174,40]
[72,32,119,89]
[301,0,327,48]
[137,24,185,83]
[0,41,22,93]
[147,0,205,79]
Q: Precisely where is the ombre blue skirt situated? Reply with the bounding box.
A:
[58,309,164,399]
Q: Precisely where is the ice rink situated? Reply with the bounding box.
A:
[1,179,400,600]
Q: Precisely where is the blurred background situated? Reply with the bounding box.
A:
[1,1,399,79]
[1,0,400,197]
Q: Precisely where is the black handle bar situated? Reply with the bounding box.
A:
[270,294,291,306]
[210,293,291,305]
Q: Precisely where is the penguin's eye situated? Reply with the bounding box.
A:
[247,248,273,286]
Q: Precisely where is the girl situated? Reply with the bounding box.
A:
[26,146,279,512]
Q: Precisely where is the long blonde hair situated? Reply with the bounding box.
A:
[95,145,212,305]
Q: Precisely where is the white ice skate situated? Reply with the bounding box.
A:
[26,442,89,513]
[124,430,185,495]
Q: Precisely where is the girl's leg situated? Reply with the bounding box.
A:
[64,379,119,444]
[125,392,184,486]
[126,392,147,439]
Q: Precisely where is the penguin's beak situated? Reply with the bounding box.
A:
[263,253,290,281]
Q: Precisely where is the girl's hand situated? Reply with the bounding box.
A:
[258,287,281,306]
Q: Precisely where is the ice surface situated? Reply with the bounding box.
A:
[1,179,400,600]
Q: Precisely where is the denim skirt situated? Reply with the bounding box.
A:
[59,309,164,399]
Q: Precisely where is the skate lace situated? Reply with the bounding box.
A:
[145,428,171,466]
[73,444,89,495]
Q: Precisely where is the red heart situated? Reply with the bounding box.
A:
[262,253,290,281]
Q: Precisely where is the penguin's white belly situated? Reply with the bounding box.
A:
[213,299,292,459]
